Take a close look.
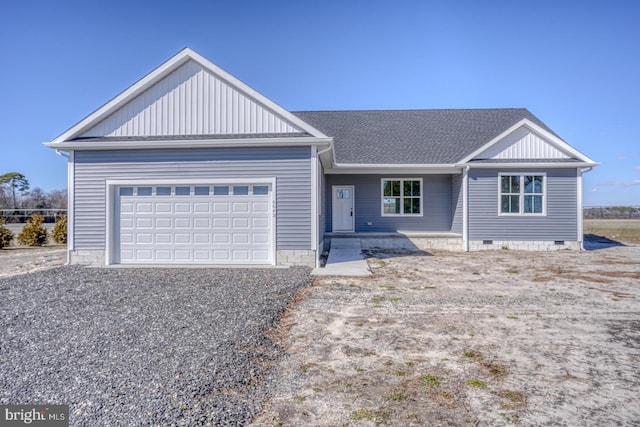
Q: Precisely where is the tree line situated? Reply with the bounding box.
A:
[0,172,67,210]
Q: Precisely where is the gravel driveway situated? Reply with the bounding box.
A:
[0,266,312,426]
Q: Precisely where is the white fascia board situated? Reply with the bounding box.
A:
[44,136,333,151]
[48,48,329,144]
[459,162,598,169]
[458,119,597,165]
[326,165,461,174]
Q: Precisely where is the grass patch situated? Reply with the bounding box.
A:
[371,296,385,303]
[388,386,408,401]
[292,395,306,402]
[463,349,483,360]
[506,268,519,274]
[481,361,508,377]
[350,408,376,420]
[466,379,487,389]
[419,374,440,387]
[506,315,519,320]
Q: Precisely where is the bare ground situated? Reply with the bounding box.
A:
[252,245,640,426]
[0,246,66,278]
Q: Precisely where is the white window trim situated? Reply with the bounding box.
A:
[497,173,547,216]
[380,178,424,217]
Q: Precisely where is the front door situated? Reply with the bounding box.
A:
[332,185,354,232]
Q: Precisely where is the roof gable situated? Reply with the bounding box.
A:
[50,48,327,144]
[471,126,570,160]
[459,119,596,164]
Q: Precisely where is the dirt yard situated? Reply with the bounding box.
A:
[0,246,66,278]
[253,244,640,426]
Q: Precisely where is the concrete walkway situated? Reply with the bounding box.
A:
[312,238,371,276]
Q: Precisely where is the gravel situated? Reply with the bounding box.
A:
[0,265,312,426]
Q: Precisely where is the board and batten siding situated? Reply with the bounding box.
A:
[80,60,303,138]
[325,174,454,233]
[468,168,578,241]
[72,147,311,250]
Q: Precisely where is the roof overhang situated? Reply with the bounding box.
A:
[44,136,333,151]
[459,161,598,169]
[325,164,462,174]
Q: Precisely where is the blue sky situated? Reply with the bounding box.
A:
[1,0,638,206]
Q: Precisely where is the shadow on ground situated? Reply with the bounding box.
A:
[583,234,626,251]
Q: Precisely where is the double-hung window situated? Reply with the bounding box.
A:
[382,178,422,216]
[499,174,545,215]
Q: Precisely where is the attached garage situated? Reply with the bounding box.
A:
[110,181,275,265]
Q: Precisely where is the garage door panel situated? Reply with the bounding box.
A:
[232,233,249,244]
[155,218,172,228]
[213,218,229,228]
[194,203,210,213]
[194,218,210,228]
[213,202,229,213]
[136,218,153,228]
[174,250,192,261]
[155,250,172,261]
[118,183,273,264]
[156,233,171,244]
[252,233,269,244]
[252,202,269,212]
[232,217,249,228]
[193,233,210,244]
[175,233,191,244]
[155,202,172,213]
[252,217,268,228]
[136,203,153,213]
[175,203,192,213]
[232,202,249,213]
[136,233,153,244]
[174,218,191,228]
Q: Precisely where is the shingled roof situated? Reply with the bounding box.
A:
[293,109,559,164]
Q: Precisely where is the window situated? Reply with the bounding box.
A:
[233,185,249,195]
[499,175,545,215]
[382,179,422,215]
[194,186,209,195]
[213,186,229,196]
[137,187,152,196]
[253,185,269,195]
[175,186,190,196]
[156,187,171,196]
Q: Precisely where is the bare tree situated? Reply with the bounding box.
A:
[47,189,68,209]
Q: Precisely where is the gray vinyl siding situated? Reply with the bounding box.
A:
[468,168,578,241]
[73,147,311,250]
[325,174,453,233]
[450,174,464,234]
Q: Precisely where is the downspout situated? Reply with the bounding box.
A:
[578,166,594,250]
[463,166,470,251]
[314,142,333,267]
[56,149,72,264]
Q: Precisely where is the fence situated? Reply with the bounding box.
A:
[583,206,640,219]
[0,209,67,224]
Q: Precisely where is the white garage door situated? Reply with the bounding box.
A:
[116,183,273,264]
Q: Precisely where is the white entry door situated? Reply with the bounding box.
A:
[332,185,354,232]
[116,183,273,264]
